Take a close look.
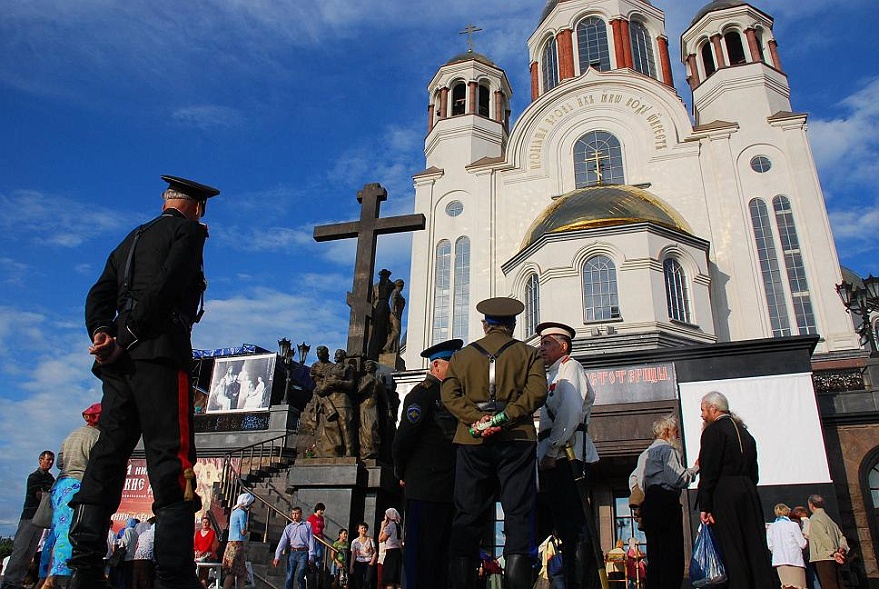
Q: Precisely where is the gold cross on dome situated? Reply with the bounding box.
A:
[588,149,608,185]
[459,24,483,53]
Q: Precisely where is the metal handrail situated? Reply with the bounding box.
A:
[219,433,293,511]
[227,469,340,585]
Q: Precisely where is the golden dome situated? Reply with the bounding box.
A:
[522,185,692,249]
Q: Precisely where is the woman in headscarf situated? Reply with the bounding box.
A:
[222,493,253,589]
[378,508,402,589]
[45,403,102,587]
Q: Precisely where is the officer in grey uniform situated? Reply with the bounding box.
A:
[441,297,547,589]
[70,175,220,589]
[393,338,462,589]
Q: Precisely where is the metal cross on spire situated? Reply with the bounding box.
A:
[588,149,608,186]
[459,23,483,53]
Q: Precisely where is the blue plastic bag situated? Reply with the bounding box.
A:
[689,524,727,587]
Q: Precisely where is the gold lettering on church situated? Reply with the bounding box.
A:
[527,90,669,169]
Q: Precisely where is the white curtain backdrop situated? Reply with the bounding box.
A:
[679,373,831,488]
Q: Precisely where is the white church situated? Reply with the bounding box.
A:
[394,0,879,581]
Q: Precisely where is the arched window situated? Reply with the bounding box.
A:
[453,237,470,339]
[701,42,716,76]
[663,258,691,324]
[577,17,611,72]
[754,30,765,62]
[724,31,747,65]
[749,198,791,337]
[542,38,559,92]
[432,240,451,344]
[478,85,490,117]
[451,82,466,116]
[583,255,620,321]
[525,273,540,337]
[629,21,657,78]
[574,131,625,187]
[773,196,817,335]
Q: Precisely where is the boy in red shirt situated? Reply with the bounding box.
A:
[307,503,327,565]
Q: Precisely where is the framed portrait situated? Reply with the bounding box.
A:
[205,353,277,413]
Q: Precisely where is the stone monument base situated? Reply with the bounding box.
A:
[286,458,401,538]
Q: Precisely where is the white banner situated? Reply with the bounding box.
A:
[679,373,831,487]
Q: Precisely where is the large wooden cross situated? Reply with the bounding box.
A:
[313,183,425,359]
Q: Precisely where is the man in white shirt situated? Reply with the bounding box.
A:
[536,322,600,589]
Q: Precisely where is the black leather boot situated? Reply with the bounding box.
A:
[153,502,202,589]
[576,538,603,589]
[449,556,477,589]
[503,553,535,589]
[67,504,112,589]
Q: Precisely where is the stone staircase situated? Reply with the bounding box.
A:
[214,452,297,589]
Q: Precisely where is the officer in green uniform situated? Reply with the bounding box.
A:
[393,338,463,589]
[441,297,548,589]
[70,175,220,589]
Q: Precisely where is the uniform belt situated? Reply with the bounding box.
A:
[290,546,308,551]
[476,400,506,412]
[537,423,585,441]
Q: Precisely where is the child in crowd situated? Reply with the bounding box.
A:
[349,523,376,589]
[331,528,349,589]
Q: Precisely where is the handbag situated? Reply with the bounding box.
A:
[32,492,53,528]
[689,525,727,587]
[107,546,127,569]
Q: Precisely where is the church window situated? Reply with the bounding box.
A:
[755,30,765,62]
[750,156,771,173]
[453,237,471,340]
[749,198,792,337]
[432,240,451,343]
[576,17,611,72]
[525,273,540,337]
[445,200,464,217]
[542,37,560,92]
[724,31,747,65]
[701,42,716,77]
[574,131,625,187]
[773,196,817,335]
[478,84,491,117]
[629,21,657,79]
[663,258,691,324]
[582,255,620,322]
[451,82,466,116]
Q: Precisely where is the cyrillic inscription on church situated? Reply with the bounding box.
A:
[528,91,668,170]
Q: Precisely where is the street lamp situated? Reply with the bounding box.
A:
[835,275,879,357]
[297,341,311,366]
[278,338,293,404]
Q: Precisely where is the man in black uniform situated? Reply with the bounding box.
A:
[68,175,220,589]
[1,451,55,589]
[441,298,548,589]
[392,338,462,589]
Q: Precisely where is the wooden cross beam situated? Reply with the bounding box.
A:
[313,183,426,359]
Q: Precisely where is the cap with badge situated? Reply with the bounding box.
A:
[421,338,464,361]
[536,321,576,339]
[161,175,221,201]
[476,297,525,326]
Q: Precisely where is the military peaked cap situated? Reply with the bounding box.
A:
[161,175,221,201]
[421,338,464,361]
[536,321,576,339]
[476,297,525,325]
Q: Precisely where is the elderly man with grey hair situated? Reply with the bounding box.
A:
[629,415,698,589]
[696,391,774,589]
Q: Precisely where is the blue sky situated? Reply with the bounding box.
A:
[0,0,876,534]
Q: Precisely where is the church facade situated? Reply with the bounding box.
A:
[398,0,879,583]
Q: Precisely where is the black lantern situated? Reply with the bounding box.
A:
[297,341,311,365]
[836,275,879,357]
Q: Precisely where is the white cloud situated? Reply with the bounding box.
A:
[809,77,879,187]
[171,105,245,130]
[0,190,130,249]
